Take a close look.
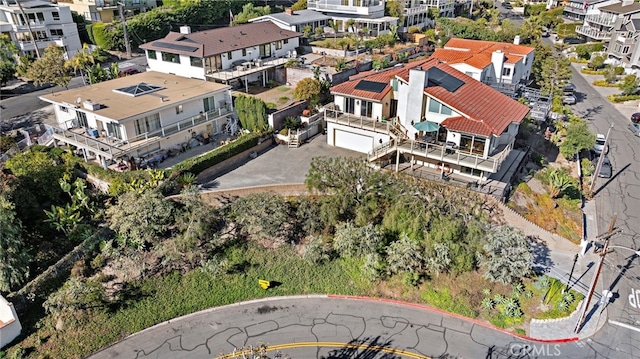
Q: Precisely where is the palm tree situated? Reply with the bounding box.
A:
[337,38,349,57]
[329,20,339,43]
[346,18,356,33]
[65,43,94,86]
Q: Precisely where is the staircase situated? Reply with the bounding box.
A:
[288,130,299,148]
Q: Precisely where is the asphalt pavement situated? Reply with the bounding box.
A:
[89,296,603,359]
[567,61,640,357]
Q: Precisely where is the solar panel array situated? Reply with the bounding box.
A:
[114,83,164,97]
[153,41,199,53]
[427,67,465,92]
[354,80,387,93]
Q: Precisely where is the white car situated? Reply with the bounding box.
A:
[629,123,640,137]
[562,94,577,105]
[593,134,607,154]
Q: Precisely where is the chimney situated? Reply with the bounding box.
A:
[513,35,520,45]
[285,8,294,15]
[405,67,429,127]
[491,50,505,84]
[622,0,634,6]
[180,26,191,34]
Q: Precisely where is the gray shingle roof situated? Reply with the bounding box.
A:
[140,22,301,58]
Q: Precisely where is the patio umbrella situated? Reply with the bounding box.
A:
[413,121,440,132]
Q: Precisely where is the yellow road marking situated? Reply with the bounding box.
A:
[215,341,431,358]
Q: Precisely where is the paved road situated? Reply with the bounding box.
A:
[568,61,640,357]
[91,296,602,359]
[0,56,148,124]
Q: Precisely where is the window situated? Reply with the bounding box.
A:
[161,52,180,63]
[50,29,63,37]
[52,11,60,21]
[134,113,161,135]
[428,99,440,113]
[203,96,216,112]
[360,100,373,117]
[76,111,88,128]
[275,41,282,50]
[147,49,156,59]
[190,56,203,67]
[59,105,68,113]
[107,122,123,140]
[175,104,183,114]
[624,46,630,54]
[428,98,453,115]
[284,39,289,44]
[502,67,511,77]
[242,48,247,56]
[227,51,232,60]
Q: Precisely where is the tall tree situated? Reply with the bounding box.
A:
[231,3,270,25]
[478,226,533,285]
[27,45,72,88]
[293,78,322,108]
[619,74,640,96]
[291,0,308,11]
[0,34,18,86]
[65,43,95,86]
[385,0,405,27]
[0,196,31,293]
[559,120,596,160]
[329,19,340,43]
[538,55,571,96]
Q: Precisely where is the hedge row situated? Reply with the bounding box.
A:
[607,94,640,103]
[592,80,619,87]
[171,132,264,175]
[581,68,606,75]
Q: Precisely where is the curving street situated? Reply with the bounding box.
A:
[90,296,601,359]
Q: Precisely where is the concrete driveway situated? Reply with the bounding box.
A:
[200,134,364,190]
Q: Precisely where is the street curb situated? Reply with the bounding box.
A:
[327,295,580,344]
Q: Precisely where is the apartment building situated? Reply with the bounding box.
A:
[576,0,640,42]
[0,0,82,58]
[563,0,619,22]
[56,0,157,23]
[307,0,398,36]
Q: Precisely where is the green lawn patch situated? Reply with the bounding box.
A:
[277,86,290,92]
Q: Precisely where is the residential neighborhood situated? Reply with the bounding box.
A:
[1,0,640,358]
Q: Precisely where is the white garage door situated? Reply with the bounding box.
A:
[334,129,374,154]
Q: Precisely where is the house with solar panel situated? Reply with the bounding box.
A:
[39,71,233,168]
[139,22,302,91]
[324,58,530,181]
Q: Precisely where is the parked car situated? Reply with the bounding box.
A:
[629,123,640,137]
[631,112,640,123]
[562,82,576,93]
[541,27,550,37]
[119,67,140,76]
[563,37,585,44]
[593,133,607,154]
[593,156,612,178]
[562,94,577,105]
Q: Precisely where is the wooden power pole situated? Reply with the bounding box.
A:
[575,215,622,333]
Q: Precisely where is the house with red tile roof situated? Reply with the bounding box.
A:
[325,58,530,181]
[430,38,535,91]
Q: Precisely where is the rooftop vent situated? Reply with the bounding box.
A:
[83,100,101,111]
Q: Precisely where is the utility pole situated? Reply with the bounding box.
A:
[118,2,132,59]
[590,124,613,193]
[16,0,41,58]
[574,215,622,334]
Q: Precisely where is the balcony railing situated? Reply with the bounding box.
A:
[307,0,384,15]
[563,7,587,15]
[404,5,429,15]
[576,26,612,40]
[51,106,232,160]
[584,14,616,27]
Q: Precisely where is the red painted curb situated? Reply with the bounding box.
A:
[327,295,580,344]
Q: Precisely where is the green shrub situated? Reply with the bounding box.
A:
[91,22,109,49]
[614,66,625,76]
[581,68,606,75]
[421,288,478,318]
[86,23,95,45]
[592,79,619,87]
[171,132,265,175]
[608,94,640,103]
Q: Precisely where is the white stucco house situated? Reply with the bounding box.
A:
[325,58,530,181]
[139,21,301,91]
[430,38,535,90]
[249,8,330,33]
[0,0,82,59]
[0,295,21,349]
[39,71,233,168]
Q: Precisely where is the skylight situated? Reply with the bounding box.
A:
[113,83,164,97]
